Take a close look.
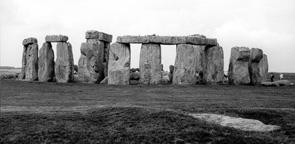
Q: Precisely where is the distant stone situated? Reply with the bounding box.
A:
[108,43,130,85]
[55,42,74,83]
[173,44,203,85]
[258,54,268,82]
[249,48,263,85]
[20,43,38,81]
[189,34,206,38]
[228,47,251,85]
[103,43,111,77]
[78,41,104,83]
[38,42,54,82]
[190,113,280,132]
[85,30,113,42]
[139,43,162,84]
[45,35,68,42]
[22,37,38,46]
[204,46,224,84]
[116,35,217,45]
[130,71,140,80]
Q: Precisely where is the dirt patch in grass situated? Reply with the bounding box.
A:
[0,107,283,144]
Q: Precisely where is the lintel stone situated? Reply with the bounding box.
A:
[116,35,217,45]
[85,30,113,42]
[45,35,68,42]
[22,37,38,46]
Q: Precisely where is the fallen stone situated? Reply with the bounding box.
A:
[20,43,39,81]
[258,54,268,82]
[116,35,218,45]
[249,48,263,85]
[190,113,280,132]
[275,80,294,86]
[22,37,38,46]
[204,46,224,84]
[173,44,203,85]
[38,42,54,82]
[228,47,251,85]
[261,81,280,87]
[55,42,74,83]
[78,41,104,83]
[45,35,68,42]
[85,30,112,42]
[139,43,162,84]
[108,43,130,85]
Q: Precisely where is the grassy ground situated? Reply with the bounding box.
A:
[1,78,295,143]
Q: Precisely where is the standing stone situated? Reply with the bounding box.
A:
[139,43,162,84]
[173,44,203,85]
[249,48,263,85]
[258,54,268,82]
[38,42,54,82]
[103,42,110,77]
[228,47,251,85]
[78,41,104,83]
[55,42,74,83]
[108,43,130,85]
[20,38,39,81]
[204,46,224,84]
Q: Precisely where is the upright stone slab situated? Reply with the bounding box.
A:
[55,42,74,83]
[103,42,110,77]
[38,42,54,82]
[20,38,38,81]
[204,46,224,84]
[258,54,268,82]
[173,44,203,85]
[228,47,250,85]
[78,41,104,83]
[249,48,263,85]
[108,43,130,85]
[139,43,162,84]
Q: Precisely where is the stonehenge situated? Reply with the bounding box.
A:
[78,30,112,83]
[20,37,39,81]
[20,32,272,87]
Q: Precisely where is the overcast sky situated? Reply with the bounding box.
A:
[1,0,294,72]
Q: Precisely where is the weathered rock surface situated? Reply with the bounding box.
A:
[139,44,162,84]
[173,44,203,85]
[86,30,112,42]
[108,43,130,85]
[228,47,251,85]
[22,37,38,46]
[117,35,217,45]
[45,35,68,42]
[190,113,280,132]
[204,46,224,84]
[78,41,105,83]
[258,54,268,82]
[55,42,74,83]
[20,43,39,81]
[249,48,263,85]
[38,42,54,82]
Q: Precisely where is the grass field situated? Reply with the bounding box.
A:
[1,77,295,143]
